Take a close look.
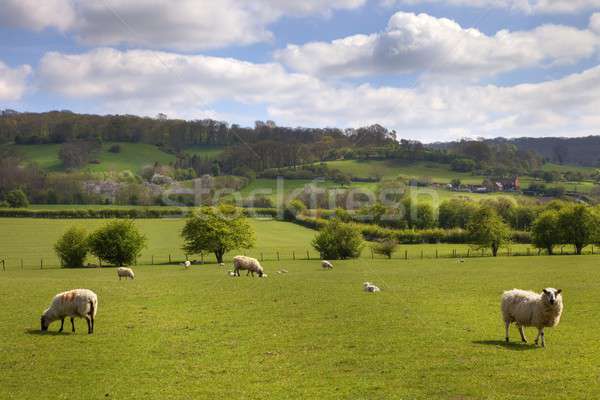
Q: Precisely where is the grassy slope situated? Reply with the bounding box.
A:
[325,160,485,184]
[183,145,224,159]
[12,142,176,173]
[1,255,600,399]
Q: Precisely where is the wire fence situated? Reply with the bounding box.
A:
[1,245,599,271]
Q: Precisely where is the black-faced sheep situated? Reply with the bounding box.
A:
[501,288,563,347]
[233,255,264,277]
[363,282,381,292]
[322,260,333,269]
[41,289,98,334]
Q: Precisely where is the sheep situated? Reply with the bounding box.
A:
[117,267,135,280]
[219,263,225,267]
[501,288,563,347]
[363,282,381,293]
[322,260,334,269]
[40,289,98,334]
[182,261,191,268]
[233,255,265,277]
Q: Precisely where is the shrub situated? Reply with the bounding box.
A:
[312,219,364,260]
[54,227,89,268]
[108,144,121,153]
[558,205,600,255]
[468,207,511,257]
[88,220,147,266]
[372,239,398,259]
[5,189,29,208]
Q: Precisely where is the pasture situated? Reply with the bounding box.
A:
[1,255,600,398]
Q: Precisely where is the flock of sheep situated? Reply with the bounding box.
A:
[38,256,564,347]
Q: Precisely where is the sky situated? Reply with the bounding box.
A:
[1,0,600,143]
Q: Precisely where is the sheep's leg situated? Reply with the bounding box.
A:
[534,328,543,346]
[70,317,76,333]
[59,318,65,333]
[540,329,545,347]
[504,320,510,343]
[517,325,527,343]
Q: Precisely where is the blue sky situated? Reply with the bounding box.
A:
[1,0,600,142]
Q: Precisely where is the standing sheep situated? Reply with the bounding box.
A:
[117,267,135,280]
[40,289,98,334]
[322,260,334,269]
[501,288,563,347]
[233,255,264,277]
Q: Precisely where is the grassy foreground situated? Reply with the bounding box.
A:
[1,256,600,399]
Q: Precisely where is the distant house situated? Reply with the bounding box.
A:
[498,176,520,191]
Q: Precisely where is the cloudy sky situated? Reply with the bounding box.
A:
[1,0,600,142]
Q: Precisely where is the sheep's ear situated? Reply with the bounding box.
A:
[556,289,562,295]
[542,289,549,294]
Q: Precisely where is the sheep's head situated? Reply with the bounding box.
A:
[40,315,49,332]
[258,270,264,277]
[542,288,562,306]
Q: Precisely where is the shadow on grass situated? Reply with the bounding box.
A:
[473,340,539,351]
[25,329,70,336]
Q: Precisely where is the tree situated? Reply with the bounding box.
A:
[5,189,29,208]
[531,210,561,255]
[558,205,600,255]
[181,205,255,264]
[450,178,461,188]
[373,239,397,259]
[88,220,147,266]
[468,207,511,257]
[54,227,89,268]
[312,219,364,260]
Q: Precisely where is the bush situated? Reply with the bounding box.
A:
[5,189,29,208]
[88,220,147,266]
[54,227,89,268]
[108,144,121,153]
[312,219,364,260]
[0,201,9,208]
[372,239,397,259]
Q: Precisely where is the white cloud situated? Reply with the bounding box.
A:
[0,0,366,51]
[0,61,32,101]
[382,0,600,14]
[0,0,75,31]
[276,12,600,80]
[37,48,600,142]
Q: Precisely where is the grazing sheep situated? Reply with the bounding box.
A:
[322,260,334,269]
[363,282,381,293]
[182,261,191,268]
[219,263,225,267]
[228,271,236,276]
[117,267,135,280]
[233,255,264,277]
[501,288,563,347]
[41,289,98,334]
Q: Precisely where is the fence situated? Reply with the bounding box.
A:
[1,245,599,271]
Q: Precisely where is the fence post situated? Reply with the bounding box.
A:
[404,250,408,260]
[307,250,310,260]
[169,254,172,264]
[201,253,204,264]
[1,260,5,272]
[151,255,154,265]
[538,249,541,256]
[293,251,295,260]
[436,249,438,259]
[592,245,594,255]
[41,258,43,269]
[561,246,564,255]
[453,249,456,258]
[261,252,264,262]
[371,248,374,259]
[277,252,280,261]
[420,250,423,259]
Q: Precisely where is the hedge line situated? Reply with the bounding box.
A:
[293,215,532,244]
[0,207,279,219]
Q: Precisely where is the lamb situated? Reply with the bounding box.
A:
[233,255,265,277]
[363,282,381,293]
[501,288,563,347]
[40,289,98,334]
[322,260,334,269]
[117,267,134,280]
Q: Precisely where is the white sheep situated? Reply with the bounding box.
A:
[182,261,191,268]
[219,263,225,267]
[117,267,135,280]
[501,288,563,347]
[233,255,265,277]
[41,289,98,334]
[322,260,334,269]
[363,282,381,293]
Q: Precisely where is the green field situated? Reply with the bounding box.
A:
[541,163,598,174]
[325,160,485,184]
[183,145,225,159]
[11,142,176,173]
[1,248,600,398]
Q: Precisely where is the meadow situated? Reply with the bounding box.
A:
[1,252,600,398]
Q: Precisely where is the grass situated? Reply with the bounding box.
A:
[540,163,598,174]
[183,145,225,159]
[1,252,600,398]
[325,160,485,184]
[11,142,176,173]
